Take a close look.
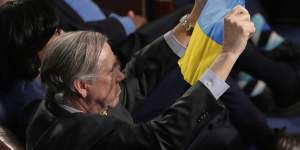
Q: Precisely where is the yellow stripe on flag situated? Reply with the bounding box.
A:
[178,23,222,85]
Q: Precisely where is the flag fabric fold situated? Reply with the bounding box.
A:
[178,0,245,85]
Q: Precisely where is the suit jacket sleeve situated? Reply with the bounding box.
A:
[119,36,179,113]
[94,81,226,150]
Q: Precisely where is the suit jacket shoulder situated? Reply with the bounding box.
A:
[26,100,126,150]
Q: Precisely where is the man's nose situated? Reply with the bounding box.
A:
[117,71,125,81]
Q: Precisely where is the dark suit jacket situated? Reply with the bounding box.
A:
[26,37,226,150]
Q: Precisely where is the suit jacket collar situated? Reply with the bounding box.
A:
[27,100,119,149]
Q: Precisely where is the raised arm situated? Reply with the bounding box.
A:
[120,0,206,112]
[210,5,255,80]
[106,5,255,150]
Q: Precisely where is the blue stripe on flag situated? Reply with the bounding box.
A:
[199,0,245,44]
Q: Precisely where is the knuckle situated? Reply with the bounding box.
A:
[251,22,255,28]
[252,25,256,33]
[237,6,245,12]
[224,17,234,24]
[238,24,246,32]
[234,21,241,27]
[245,9,250,15]
[242,7,249,13]
[224,16,230,22]
[245,13,251,19]
[236,5,242,9]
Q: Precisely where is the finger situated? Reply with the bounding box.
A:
[236,13,251,22]
[234,5,249,14]
[248,22,256,35]
[239,21,256,37]
[227,10,250,23]
[128,10,135,17]
[243,21,256,33]
[226,5,247,20]
[230,5,249,17]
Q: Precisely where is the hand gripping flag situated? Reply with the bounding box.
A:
[178,0,245,85]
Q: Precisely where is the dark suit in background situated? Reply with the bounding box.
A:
[45,0,191,65]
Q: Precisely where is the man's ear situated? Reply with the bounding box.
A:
[73,80,88,98]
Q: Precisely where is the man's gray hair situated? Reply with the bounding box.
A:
[41,31,107,103]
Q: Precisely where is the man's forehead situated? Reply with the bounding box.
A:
[99,43,116,67]
[102,43,115,59]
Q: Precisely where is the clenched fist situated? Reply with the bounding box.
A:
[223,5,255,56]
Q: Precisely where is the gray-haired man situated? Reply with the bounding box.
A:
[26,3,255,150]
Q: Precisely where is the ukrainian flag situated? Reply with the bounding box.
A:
[178,0,245,85]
